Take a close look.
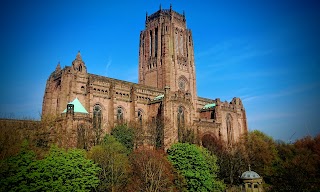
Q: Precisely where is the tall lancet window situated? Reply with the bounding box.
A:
[177,106,185,142]
[226,113,234,145]
[177,106,185,127]
[93,104,102,145]
[141,35,144,55]
[175,31,179,54]
[179,34,184,55]
[155,27,158,57]
[149,30,152,57]
[138,109,143,127]
[117,106,124,124]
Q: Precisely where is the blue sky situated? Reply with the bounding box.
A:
[1,0,319,142]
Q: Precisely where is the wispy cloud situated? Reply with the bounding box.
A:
[196,39,242,58]
[265,82,320,99]
[196,38,274,68]
[212,69,287,82]
[242,95,260,102]
[105,57,112,76]
[249,111,297,122]
[210,47,274,69]
[195,38,277,83]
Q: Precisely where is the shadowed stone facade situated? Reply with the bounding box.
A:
[42,6,248,149]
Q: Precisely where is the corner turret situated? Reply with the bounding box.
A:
[72,51,87,73]
[55,62,61,71]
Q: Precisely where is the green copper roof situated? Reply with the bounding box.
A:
[62,98,89,114]
[153,94,164,101]
[202,103,216,109]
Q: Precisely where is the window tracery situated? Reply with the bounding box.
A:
[178,76,188,91]
[138,109,143,126]
[177,106,184,127]
[226,113,233,144]
[93,104,102,145]
[117,106,124,123]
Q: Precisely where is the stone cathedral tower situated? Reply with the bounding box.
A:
[139,5,196,95]
[42,6,248,149]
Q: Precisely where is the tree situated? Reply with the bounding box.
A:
[270,135,320,191]
[34,146,100,191]
[88,135,131,192]
[203,136,247,186]
[167,143,225,192]
[0,121,24,160]
[129,148,179,192]
[178,125,198,144]
[200,147,226,191]
[0,140,36,192]
[145,118,165,149]
[1,143,100,192]
[241,130,277,184]
[111,124,134,152]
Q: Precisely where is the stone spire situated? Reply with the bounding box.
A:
[55,61,61,71]
[76,51,82,61]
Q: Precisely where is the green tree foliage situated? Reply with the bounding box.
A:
[111,124,134,152]
[88,135,130,192]
[129,148,180,192]
[167,143,225,192]
[200,147,226,191]
[34,146,100,191]
[0,140,36,191]
[0,143,100,192]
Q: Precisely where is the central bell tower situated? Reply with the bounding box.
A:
[138,5,197,98]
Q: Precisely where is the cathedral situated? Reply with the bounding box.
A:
[42,6,248,149]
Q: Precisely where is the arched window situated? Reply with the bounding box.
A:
[179,33,184,55]
[226,113,233,145]
[177,106,186,142]
[138,109,143,126]
[117,106,124,123]
[77,124,87,149]
[93,104,102,145]
[177,106,184,127]
[175,31,179,54]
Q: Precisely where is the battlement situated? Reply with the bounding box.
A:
[146,8,185,24]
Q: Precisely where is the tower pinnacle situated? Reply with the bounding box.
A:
[72,51,86,73]
[76,51,82,61]
[55,61,61,71]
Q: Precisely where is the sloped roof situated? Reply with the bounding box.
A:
[62,98,88,114]
[153,94,164,101]
[202,103,216,110]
